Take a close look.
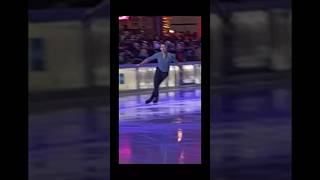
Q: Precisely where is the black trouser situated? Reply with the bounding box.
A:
[151,67,168,98]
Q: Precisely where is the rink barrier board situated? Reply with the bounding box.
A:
[119,61,201,91]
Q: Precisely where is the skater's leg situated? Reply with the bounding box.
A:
[152,68,162,98]
[152,71,168,103]
[146,68,161,104]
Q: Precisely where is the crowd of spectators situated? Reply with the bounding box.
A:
[119,30,201,64]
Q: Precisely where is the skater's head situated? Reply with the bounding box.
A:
[160,44,168,53]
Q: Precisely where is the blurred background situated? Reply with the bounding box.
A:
[28,1,110,180]
[29,0,109,101]
[28,0,291,179]
[211,0,291,85]
[211,0,291,180]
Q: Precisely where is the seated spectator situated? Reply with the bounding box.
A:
[185,48,195,61]
[138,44,149,59]
[119,30,201,64]
[176,43,185,62]
[195,45,201,61]
[165,41,175,53]
[148,46,156,56]
[132,42,141,58]
[153,41,161,53]
[122,50,135,64]
[184,39,190,47]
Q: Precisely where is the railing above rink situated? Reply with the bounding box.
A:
[119,61,201,91]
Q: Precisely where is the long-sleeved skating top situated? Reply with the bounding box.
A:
[145,52,177,72]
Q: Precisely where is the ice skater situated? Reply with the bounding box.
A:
[136,44,182,104]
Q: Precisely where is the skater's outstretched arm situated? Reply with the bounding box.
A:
[136,53,157,67]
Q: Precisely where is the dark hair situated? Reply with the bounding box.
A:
[160,43,168,48]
